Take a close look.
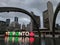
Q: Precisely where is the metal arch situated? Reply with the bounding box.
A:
[0,7,33,16]
[0,7,38,28]
[52,3,60,31]
[52,3,60,45]
[0,21,6,23]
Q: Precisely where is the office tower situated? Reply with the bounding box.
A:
[19,24,21,30]
[43,1,54,31]
[31,12,40,31]
[22,23,26,30]
[0,21,7,31]
[14,17,18,22]
[27,22,33,31]
[43,10,50,29]
[27,24,30,31]
[6,19,10,26]
[47,1,54,31]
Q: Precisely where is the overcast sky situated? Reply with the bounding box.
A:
[0,0,60,28]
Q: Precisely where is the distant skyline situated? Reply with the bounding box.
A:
[0,0,60,28]
[0,13,31,25]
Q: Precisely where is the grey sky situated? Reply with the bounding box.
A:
[0,0,60,28]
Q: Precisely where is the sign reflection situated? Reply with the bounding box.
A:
[5,37,35,45]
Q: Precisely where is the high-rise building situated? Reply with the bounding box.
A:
[14,17,18,22]
[29,22,33,31]
[8,17,20,31]
[26,22,33,31]
[6,19,10,26]
[47,1,54,31]
[27,24,30,31]
[43,1,54,31]
[43,10,50,29]
[0,21,7,31]
[19,24,21,30]
[31,12,40,31]
[22,24,26,30]
[8,21,20,31]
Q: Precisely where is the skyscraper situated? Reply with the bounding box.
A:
[6,19,10,26]
[26,22,33,31]
[27,24,30,31]
[0,21,7,32]
[19,24,21,30]
[43,1,54,31]
[14,17,18,22]
[43,10,50,29]
[22,23,26,30]
[31,12,40,31]
[47,1,54,31]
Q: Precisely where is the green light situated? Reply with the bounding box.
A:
[15,32,19,36]
[19,32,21,35]
[9,37,12,42]
[9,32,13,36]
[14,37,18,42]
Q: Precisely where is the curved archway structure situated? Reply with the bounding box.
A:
[52,3,60,45]
[52,3,60,32]
[0,7,40,30]
[0,7,39,28]
[0,7,41,37]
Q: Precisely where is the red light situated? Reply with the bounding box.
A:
[29,37,34,43]
[29,32,34,37]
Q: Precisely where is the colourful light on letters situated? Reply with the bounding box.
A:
[5,31,35,37]
[29,32,34,37]
[9,32,13,36]
[15,32,19,36]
